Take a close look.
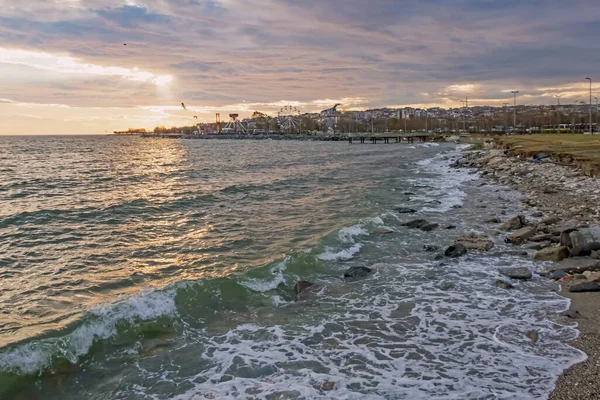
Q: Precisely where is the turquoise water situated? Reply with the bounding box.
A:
[0,136,585,399]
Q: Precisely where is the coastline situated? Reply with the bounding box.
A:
[453,141,600,399]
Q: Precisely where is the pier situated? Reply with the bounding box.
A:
[348,133,448,144]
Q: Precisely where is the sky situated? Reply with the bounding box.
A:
[1,0,600,134]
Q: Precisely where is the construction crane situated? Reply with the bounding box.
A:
[320,103,342,133]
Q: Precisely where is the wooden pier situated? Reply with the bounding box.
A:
[348,133,448,144]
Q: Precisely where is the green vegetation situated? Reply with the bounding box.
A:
[497,134,600,176]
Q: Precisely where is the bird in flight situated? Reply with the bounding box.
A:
[193,116,198,119]
[181,103,187,111]
[123,43,127,46]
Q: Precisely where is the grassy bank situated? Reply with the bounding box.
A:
[496,134,600,176]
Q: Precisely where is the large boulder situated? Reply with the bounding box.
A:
[534,246,569,262]
[500,267,533,280]
[564,227,600,257]
[343,266,373,281]
[501,215,527,231]
[506,226,537,245]
[444,244,467,258]
[395,207,417,214]
[550,258,600,274]
[569,281,600,293]
[529,234,554,243]
[454,233,494,252]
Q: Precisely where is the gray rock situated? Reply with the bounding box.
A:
[294,281,314,298]
[454,234,495,252]
[534,246,569,262]
[501,215,527,231]
[500,267,533,280]
[551,269,569,280]
[445,225,457,230]
[532,211,544,218]
[444,244,467,258]
[526,330,539,344]
[395,207,417,214]
[569,281,600,293]
[529,234,554,242]
[420,223,439,232]
[343,266,373,281]
[591,250,600,260]
[495,280,514,290]
[560,309,580,319]
[294,281,321,301]
[566,227,600,257]
[401,219,430,229]
[423,245,440,252]
[506,226,537,245]
[551,257,600,274]
[487,217,502,224]
[527,241,552,251]
[541,216,560,226]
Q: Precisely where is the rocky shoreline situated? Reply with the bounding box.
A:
[453,144,600,400]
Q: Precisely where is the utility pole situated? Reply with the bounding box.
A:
[586,78,592,134]
[554,95,562,133]
[511,91,519,132]
[596,96,599,133]
[503,102,509,133]
[461,100,467,132]
[425,109,428,132]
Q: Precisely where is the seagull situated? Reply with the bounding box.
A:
[193,116,198,119]
[123,43,127,46]
[181,102,187,111]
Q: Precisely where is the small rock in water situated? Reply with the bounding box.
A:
[423,245,440,252]
[444,244,467,258]
[401,219,430,229]
[534,246,569,262]
[395,207,417,214]
[420,223,439,232]
[403,192,415,196]
[526,330,539,344]
[314,381,335,391]
[487,217,502,224]
[451,205,462,209]
[455,233,494,252]
[532,211,543,218]
[506,226,537,245]
[294,281,315,301]
[495,280,514,290]
[445,225,457,230]
[560,309,580,319]
[500,267,533,280]
[569,281,600,292]
[434,254,444,261]
[343,266,373,281]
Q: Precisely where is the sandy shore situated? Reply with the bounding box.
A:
[454,143,600,399]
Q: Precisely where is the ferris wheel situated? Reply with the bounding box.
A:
[277,105,301,133]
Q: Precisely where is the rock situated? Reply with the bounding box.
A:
[527,241,551,251]
[526,330,539,344]
[495,280,514,290]
[375,227,395,235]
[534,246,569,262]
[501,215,526,231]
[444,244,467,258]
[560,309,580,319]
[445,225,457,230]
[401,219,430,229]
[551,220,582,236]
[541,216,560,226]
[552,257,600,274]
[506,226,537,245]
[451,205,462,209]
[434,254,444,261]
[592,250,600,260]
[454,234,494,252]
[532,211,543,218]
[487,217,501,224]
[343,266,373,281]
[569,281,600,293]
[423,245,440,252]
[314,381,335,391]
[294,281,314,298]
[395,207,417,214]
[420,223,439,232]
[551,269,569,280]
[565,227,600,257]
[529,234,553,242]
[500,267,533,280]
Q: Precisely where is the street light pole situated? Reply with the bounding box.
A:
[511,91,519,132]
[586,78,592,134]
[502,102,508,133]
[554,95,562,133]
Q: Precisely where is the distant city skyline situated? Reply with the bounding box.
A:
[1,0,600,134]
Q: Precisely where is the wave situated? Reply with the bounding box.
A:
[317,243,363,261]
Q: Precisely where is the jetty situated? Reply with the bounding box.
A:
[348,133,448,144]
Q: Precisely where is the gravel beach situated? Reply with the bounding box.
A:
[453,141,600,399]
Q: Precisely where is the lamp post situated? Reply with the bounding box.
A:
[503,102,509,133]
[555,95,562,133]
[596,96,599,133]
[586,78,592,134]
[511,91,519,133]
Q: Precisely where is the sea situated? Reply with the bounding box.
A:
[0,135,586,399]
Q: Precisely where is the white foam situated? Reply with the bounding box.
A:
[338,224,369,243]
[317,243,362,261]
[242,260,287,293]
[0,289,177,374]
